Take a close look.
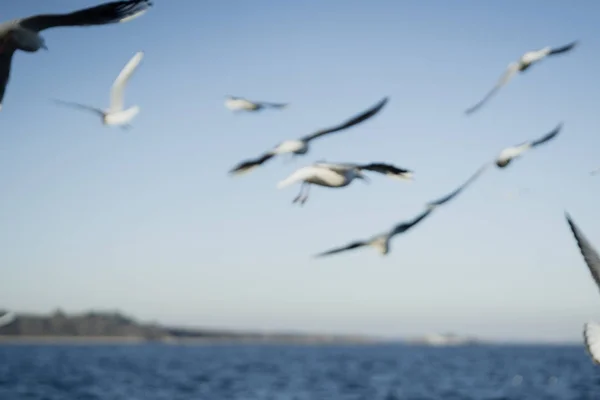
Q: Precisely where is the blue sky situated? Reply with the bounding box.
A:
[1,0,600,342]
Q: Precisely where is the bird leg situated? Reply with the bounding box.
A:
[120,124,133,131]
[299,184,311,205]
[292,182,310,205]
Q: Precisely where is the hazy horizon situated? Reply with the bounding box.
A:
[2,0,600,343]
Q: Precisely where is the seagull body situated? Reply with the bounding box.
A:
[495,123,562,168]
[0,0,152,109]
[465,41,578,115]
[229,97,389,175]
[225,96,287,112]
[278,161,413,205]
[53,51,144,128]
[565,213,600,365]
[314,208,433,258]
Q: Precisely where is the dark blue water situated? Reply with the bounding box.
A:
[0,344,599,399]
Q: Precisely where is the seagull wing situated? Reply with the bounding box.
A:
[19,0,152,32]
[229,152,276,176]
[109,51,143,113]
[359,163,413,180]
[0,48,16,110]
[548,41,578,56]
[426,163,491,209]
[584,322,600,364]
[565,213,600,291]
[300,97,389,142]
[530,122,563,148]
[313,241,368,258]
[390,208,433,237]
[259,102,288,109]
[465,63,519,115]
[52,99,104,116]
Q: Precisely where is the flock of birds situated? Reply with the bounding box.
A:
[0,0,599,367]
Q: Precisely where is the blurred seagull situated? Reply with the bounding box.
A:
[225,95,287,112]
[465,41,578,115]
[590,168,600,176]
[314,208,433,258]
[495,123,562,168]
[0,311,15,328]
[565,213,600,365]
[229,97,389,175]
[426,163,491,209]
[53,51,144,128]
[0,0,152,110]
[277,161,413,205]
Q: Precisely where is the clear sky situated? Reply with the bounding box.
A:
[1,0,600,342]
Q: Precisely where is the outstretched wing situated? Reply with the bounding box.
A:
[259,102,288,109]
[0,48,16,110]
[229,152,276,176]
[584,322,600,365]
[300,97,389,142]
[426,163,491,209]
[20,0,152,32]
[530,122,562,147]
[52,99,104,116]
[390,208,433,237]
[465,63,519,115]
[565,213,600,291]
[548,41,578,56]
[109,51,143,112]
[359,163,413,180]
[313,241,368,258]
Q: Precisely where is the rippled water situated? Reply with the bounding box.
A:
[0,343,599,399]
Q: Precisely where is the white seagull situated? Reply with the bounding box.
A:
[0,0,152,110]
[465,41,578,115]
[277,161,413,205]
[229,97,389,175]
[225,95,288,112]
[314,208,433,258]
[565,213,600,365]
[426,163,491,209]
[53,51,144,128]
[0,311,15,328]
[495,123,562,168]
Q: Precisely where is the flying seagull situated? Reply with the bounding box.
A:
[53,51,144,128]
[277,161,413,205]
[314,208,433,258]
[426,162,491,209]
[228,97,389,175]
[0,0,152,110]
[590,168,600,176]
[495,122,562,168]
[225,95,288,112]
[465,41,578,115]
[565,213,600,365]
[0,311,15,328]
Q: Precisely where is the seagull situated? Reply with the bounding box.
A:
[565,213,600,365]
[314,208,433,258]
[277,161,413,205]
[0,0,152,110]
[0,311,15,328]
[225,96,288,112]
[495,123,562,168]
[228,97,389,175]
[590,168,600,176]
[465,41,578,115]
[52,51,144,128]
[426,163,491,209]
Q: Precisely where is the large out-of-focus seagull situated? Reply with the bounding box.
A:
[225,95,288,112]
[53,51,144,128]
[0,0,152,110]
[465,41,578,115]
[228,97,389,176]
[495,123,563,168]
[426,163,491,209]
[0,311,15,328]
[314,208,433,258]
[565,213,600,365]
[277,161,413,205]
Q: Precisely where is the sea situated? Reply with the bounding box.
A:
[0,343,598,400]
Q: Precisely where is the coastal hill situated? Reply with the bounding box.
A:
[0,309,375,344]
